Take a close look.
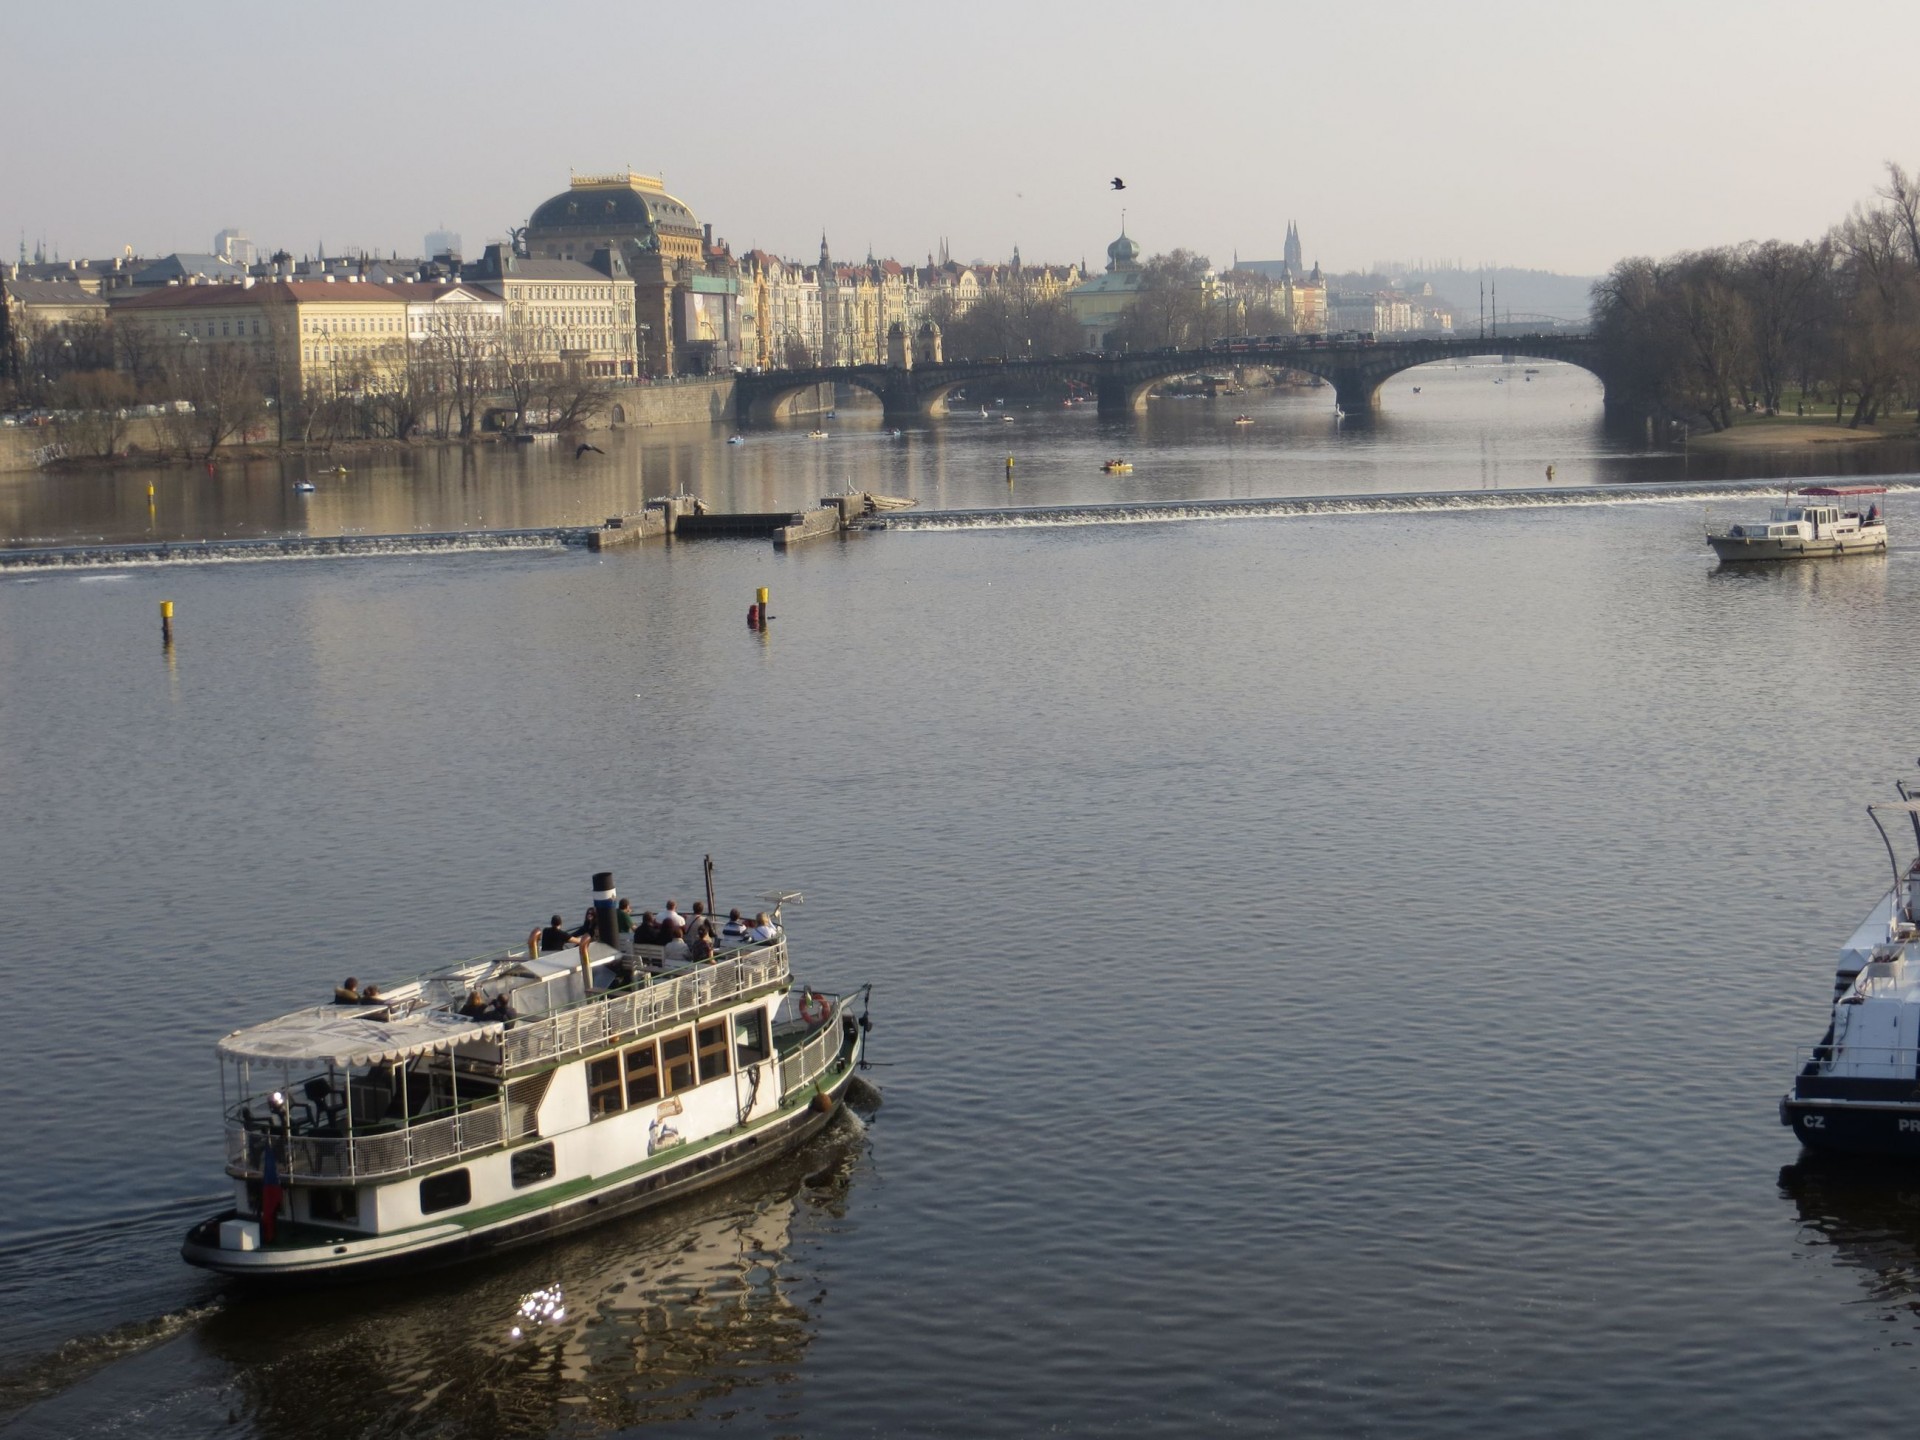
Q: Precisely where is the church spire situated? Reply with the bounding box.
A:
[819,231,830,267]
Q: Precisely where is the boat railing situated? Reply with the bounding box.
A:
[501,941,790,1072]
[225,1094,507,1183]
[779,994,849,1100]
[1797,1043,1920,1079]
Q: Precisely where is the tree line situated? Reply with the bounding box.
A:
[1593,162,1920,430]
[3,308,614,462]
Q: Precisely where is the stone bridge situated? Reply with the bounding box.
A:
[734,332,1608,423]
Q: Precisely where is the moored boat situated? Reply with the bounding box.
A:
[1708,485,1887,561]
[1782,794,1920,1157]
[182,870,870,1279]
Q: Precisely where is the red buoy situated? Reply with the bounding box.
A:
[747,603,760,628]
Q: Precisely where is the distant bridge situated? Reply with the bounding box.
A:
[735,332,1609,423]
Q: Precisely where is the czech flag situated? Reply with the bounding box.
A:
[260,1146,283,1244]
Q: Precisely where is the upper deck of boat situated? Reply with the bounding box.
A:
[218,933,792,1079]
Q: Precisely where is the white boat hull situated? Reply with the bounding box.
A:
[1708,528,1886,561]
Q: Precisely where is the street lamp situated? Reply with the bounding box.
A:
[637,322,651,378]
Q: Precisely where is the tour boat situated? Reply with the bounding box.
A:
[1708,486,1888,561]
[181,870,870,1280]
[1782,790,1920,1157]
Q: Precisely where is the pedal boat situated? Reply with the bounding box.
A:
[1782,795,1920,1157]
[182,871,869,1280]
[1708,485,1887,562]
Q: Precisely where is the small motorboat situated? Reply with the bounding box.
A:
[292,481,317,493]
[726,435,745,446]
[1101,459,1133,474]
[806,430,829,440]
[888,428,904,439]
[1708,486,1888,562]
[1233,415,1253,425]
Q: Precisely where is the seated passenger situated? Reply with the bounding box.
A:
[687,925,716,963]
[661,929,690,965]
[721,909,749,943]
[606,955,636,990]
[458,989,509,1021]
[539,915,574,953]
[747,912,778,943]
[635,910,661,945]
[334,976,362,1005]
[360,984,390,1018]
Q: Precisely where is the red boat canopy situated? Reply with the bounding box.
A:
[1796,485,1888,496]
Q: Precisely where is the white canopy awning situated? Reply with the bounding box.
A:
[217,1006,503,1068]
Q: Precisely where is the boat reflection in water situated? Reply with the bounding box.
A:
[197,1094,874,1437]
[1779,1158,1920,1325]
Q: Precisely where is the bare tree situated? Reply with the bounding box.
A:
[540,359,612,432]
[52,370,136,457]
[1107,251,1218,352]
[157,339,268,460]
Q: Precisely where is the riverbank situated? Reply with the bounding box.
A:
[1689,418,1910,451]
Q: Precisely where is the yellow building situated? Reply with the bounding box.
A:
[111,280,413,393]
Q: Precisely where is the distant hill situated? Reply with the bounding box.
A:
[1340,265,1597,326]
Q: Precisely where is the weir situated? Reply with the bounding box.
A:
[874,478,1920,533]
[0,492,917,570]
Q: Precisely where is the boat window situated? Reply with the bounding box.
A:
[309,1187,358,1223]
[420,1168,471,1215]
[660,1028,696,1094]
[511,1143,557,1188]
[624,1040,661,1105]
[735,1008,770,1067]
[587,1056,624,1119]
[697,1019,732,1083]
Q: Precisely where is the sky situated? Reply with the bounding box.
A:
[7,0,1919,280]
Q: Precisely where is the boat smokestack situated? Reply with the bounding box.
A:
[592,871,618,947]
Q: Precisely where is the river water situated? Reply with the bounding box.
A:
[5,361,1920,1437]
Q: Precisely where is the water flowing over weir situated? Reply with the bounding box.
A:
[880,477,1920,533]
[2,477,1915,570]
[0,526,587,571]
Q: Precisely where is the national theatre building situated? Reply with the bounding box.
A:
[519,171,742,376]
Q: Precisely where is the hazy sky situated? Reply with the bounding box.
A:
[9,0,1919,278]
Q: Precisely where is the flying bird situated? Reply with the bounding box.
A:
[574,442,604,459]
[1110,177,1126,191]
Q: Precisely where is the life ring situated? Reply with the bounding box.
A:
[800,991,830,1024]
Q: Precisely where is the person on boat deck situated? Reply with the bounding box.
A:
[539,915,575,953]
[688,901,709,934]
[747,912,778,943]
[1868,504,1880,524]
[687,925,716,963]
[721,908,749,943]
[334,977,362,1004]
[615,898,634,955]
[359,984,389,1018]
[459,989,510,1022]
[661,927,691,966]
[660,899,686,933]
[604,953,636,990]
[634,910,662,945]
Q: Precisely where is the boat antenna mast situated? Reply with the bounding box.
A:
[1866,801,1917,938]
